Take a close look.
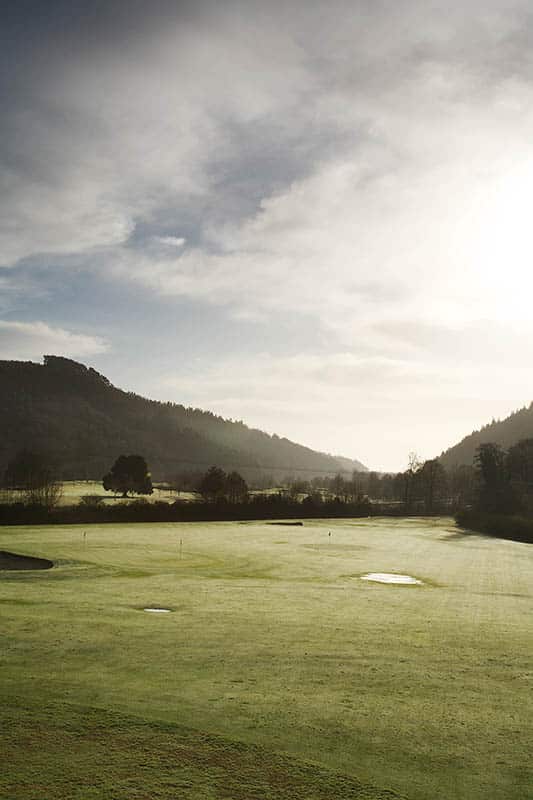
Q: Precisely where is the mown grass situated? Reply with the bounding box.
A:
[0,702,404,800]
[1,518,532,800]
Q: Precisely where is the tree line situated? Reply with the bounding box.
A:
[4,441,533,528]
[453,438,533,544]
[0,448,470,515]
[472,439,533,515]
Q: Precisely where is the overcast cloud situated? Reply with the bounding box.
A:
[0,320,108,360]
[2,0,533,470]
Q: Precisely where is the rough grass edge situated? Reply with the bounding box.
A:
[0,698,408,800]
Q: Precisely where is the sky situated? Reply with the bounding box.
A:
[2,0,533,471]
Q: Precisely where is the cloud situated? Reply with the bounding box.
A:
[5,1,533,328]
[155,236,186,248]
[3,2,533,467]
[8,0,526,347]
[0,321,109,360]
[0,1,311,266]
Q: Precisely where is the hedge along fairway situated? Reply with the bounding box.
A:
[0,518,532,800]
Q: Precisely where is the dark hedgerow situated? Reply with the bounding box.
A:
[0,496,372,526]
[455,509,533,544]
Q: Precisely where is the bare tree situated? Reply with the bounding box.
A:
[403,452,422,512]
[26,481,64,511]
[4,450,63,510]
[226,471,249,503]
[418,459,447,513]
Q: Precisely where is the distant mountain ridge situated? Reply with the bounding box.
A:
[0,356,366,480]
[439,402,533,468]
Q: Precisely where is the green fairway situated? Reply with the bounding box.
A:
[0,518,531,799]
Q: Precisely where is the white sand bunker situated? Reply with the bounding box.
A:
[361,573,423,585]
[143,607,172,613]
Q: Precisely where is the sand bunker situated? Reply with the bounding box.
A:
[0,550,53,571]
[360,573,423,585]
[143,607,172,613]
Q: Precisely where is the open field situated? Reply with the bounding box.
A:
[1,481,293,507]
[60,480,199,505]
[0,480,199,506]
[1,517,532,799]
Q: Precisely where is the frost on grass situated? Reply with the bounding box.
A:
[360,573,423,585]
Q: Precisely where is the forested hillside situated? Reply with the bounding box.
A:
[439,403,533,468]
[0,356,366,480]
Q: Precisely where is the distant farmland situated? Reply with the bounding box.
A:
[0,480,197,506]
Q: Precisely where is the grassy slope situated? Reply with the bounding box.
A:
[1,703,402,800]
[0,518,532,800]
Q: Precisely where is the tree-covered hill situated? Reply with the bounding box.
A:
[0,356,366,480]
[439,403,533,468]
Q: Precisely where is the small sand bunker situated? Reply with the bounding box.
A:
[0,550,53,571]
[360,573,423,585]
[143,607,172,613]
